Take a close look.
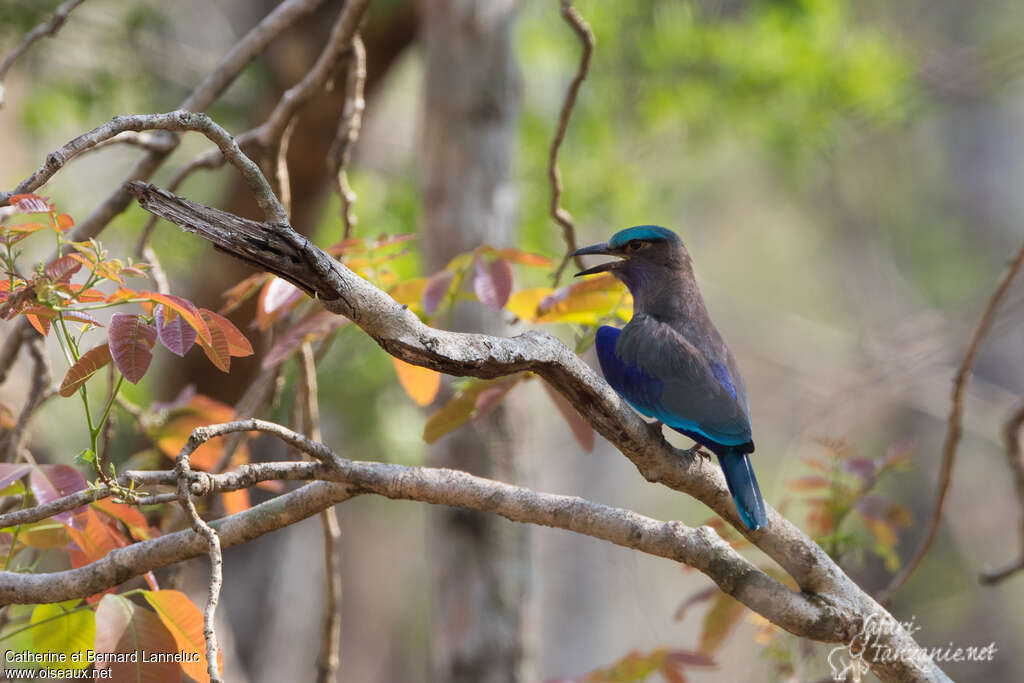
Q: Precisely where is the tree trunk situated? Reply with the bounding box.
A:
[418,1,525,681]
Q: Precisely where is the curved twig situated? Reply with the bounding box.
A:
[328,34,367,239]
[0,0,87,107]
[878,236,1024,602]
[980,402,1024,584]
[549,0,594,284]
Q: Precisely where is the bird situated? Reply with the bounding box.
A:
[572,225,768,530]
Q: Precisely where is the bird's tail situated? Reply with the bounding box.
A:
[717,450,768,531]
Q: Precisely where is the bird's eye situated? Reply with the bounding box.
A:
[625,239,644,252]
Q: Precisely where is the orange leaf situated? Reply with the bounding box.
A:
[199,308,253,357]
[66,508,126,565]
[697,593,745,656]
[220,272,269,315]
[196,309,231,372]
[59,343,113,397]
[92,498,153,541]
[144,590,222,681]
[392,357,441,406]
[222,488,250,516]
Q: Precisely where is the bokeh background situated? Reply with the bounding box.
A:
[3,0,1024,680]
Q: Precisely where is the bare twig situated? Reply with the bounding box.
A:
[2,110,287,224]
[0,0,87,107]
[298,343,343,683]
[328,34,367,239]
[2,336,53,462]
[46,0,328,242]
[548,0,594,284]
[77,131,178,156]
[175,429,224,683]
[0,415,950,682]
[980,402,1024,584]
[878,237,1024,602]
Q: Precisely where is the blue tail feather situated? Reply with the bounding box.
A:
[717,450,767,531]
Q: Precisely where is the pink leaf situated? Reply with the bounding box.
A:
[473,254,513,310]
[262,277,302,316]
[0,463,31,491]
[261,311,347,369]
[108,313,157,383]
[10,194,50,214]
[155,304,197,357]
[422,270,455,315]
[541,381,595,453]
[29,465,88,525]
[472,382,516,422]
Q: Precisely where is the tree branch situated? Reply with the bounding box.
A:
[980,402,1024,584]
[122,183,951,683]
[549,0,594,284]
[0,0,87,107]
[878,235,1024,602]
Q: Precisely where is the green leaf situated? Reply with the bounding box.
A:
[30,602,94,671]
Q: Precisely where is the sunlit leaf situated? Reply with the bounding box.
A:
[144,589,221,681]
[60,310,102,327]
[393,357,441,407]
[108,313,157,383]
[494,247,552,267]
[55,214,75,231]
[66,508,126,566]
[30,602,94,672]
[59,343,113,397]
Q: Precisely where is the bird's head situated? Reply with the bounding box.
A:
[571,225,690,293]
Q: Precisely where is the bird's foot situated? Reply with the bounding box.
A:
[645,419,664,438]
[682,444,710,460]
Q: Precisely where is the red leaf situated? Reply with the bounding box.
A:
[155,304,197,357]
[473,254,513,310]
[95,595,180,682]
[59,343,113,397]
[66,508,125,564]
[29,465,88,525]
[262,310,346,369]
[200,308,252,357]
[44,255,82,282]
[541,381,595,453]
[108,313,157,383]
[10,194,50,214]
[422,270,455,315]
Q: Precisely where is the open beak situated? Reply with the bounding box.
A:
[571,242,620,277]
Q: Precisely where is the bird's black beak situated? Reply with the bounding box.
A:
[571,242,620,277]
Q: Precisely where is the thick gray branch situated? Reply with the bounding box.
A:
[122,186,951,683]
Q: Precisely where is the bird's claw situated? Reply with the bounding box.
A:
[682,444,709,460]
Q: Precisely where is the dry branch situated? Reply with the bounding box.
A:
[980,403,1024,584]
[878,236,1024,602]
[120,183,951,683]
[549,0,594,283]
[0,0,87,107]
